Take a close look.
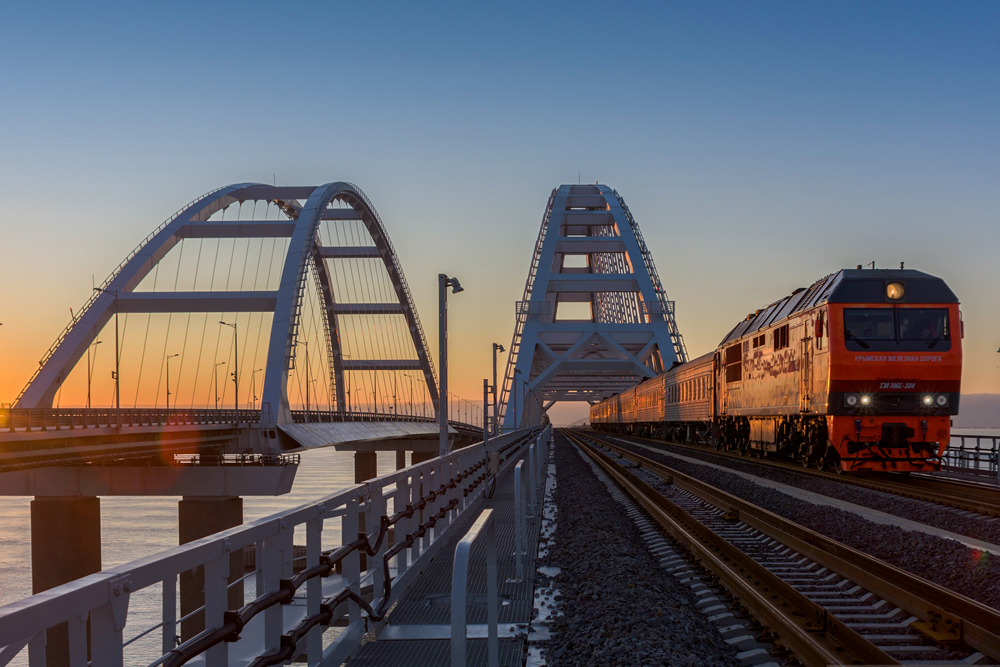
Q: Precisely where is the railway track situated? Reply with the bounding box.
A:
[564,429,1000,667]
[595,431,1000,519]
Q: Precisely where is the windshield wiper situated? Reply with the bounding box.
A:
[927,330,947,349]
[845,331,870,349]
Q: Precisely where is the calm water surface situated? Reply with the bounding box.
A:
[0,449,403,665]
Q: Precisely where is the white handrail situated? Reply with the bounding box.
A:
[451,509,498,667]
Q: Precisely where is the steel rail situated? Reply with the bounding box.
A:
[570,430,1000,663]
[565,430,895,667]
[609,433,1000,518]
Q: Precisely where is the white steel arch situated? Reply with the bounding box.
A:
[15,182,438,426]
[499,184,687,429]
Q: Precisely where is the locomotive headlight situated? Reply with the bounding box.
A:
[935,394,949,407]
[886,281,905,300]
[860,395,871,406]
[923,395,933,406]
[845,394,859,407]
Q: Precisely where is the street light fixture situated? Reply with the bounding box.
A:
[219,321,239,415]
[214,361,226,410]
[165,354,179,412]
[251,368,263,411]
[492,343,505,435]
[513,368,523,428]
[87,340,103,409]
[439,274,463,455]
[297,339,311,417]
[94,287,120,424]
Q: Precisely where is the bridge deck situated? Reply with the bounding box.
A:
[348,450,544,667]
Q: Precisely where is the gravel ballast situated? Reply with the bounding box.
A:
[616,435,1000,546]
[604,435,1000,611]
[539,433,744,667]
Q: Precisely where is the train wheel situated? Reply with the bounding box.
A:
[824,449,844,474]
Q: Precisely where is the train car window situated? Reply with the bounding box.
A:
[844,309,894,341]
[899,309,949,342]
[774,325,790,350]
[725,344,742,383]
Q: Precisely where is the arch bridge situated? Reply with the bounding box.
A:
[3,182,483,467]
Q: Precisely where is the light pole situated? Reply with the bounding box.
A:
[93,288,120,424]
[214,361,225,410]
[251,368,263,410]
[513,368,522,428]
[219,321,239,414]
[492,343,505,435]
[165,353,179,412]
[86,340,102,409]
[297,340,310,416]
[439,274,464,455]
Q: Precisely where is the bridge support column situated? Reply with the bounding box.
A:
[178,496,243,641]
[31,496,102,667]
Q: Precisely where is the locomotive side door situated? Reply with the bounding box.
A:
[799,330,812,412]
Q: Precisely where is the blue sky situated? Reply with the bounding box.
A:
[1,1,998,422]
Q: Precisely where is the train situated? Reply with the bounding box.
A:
[590,268,962,473]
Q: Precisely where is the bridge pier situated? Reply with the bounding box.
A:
[178,496,244,641]
[31,496,102,667]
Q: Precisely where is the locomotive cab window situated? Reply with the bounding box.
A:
[843,308,951,351]
[899,309,949,344]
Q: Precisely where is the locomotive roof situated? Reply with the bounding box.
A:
[719,268,958,346]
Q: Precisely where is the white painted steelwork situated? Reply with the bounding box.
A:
[500,185,686,429]
[0,428,539,667]
[15,183,439,426]
[450,509,498,667]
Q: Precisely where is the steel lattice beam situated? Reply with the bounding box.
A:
[499,184,687,429]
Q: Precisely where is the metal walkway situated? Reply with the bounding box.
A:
[348,441,547,667]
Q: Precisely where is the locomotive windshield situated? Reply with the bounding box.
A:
[843,308,950,351]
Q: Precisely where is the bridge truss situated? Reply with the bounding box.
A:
[499,184,687,429]
[15,183,439,426]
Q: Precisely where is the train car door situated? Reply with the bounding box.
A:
[799,331,812,412]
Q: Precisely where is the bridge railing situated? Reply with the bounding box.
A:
[0,407,480,434]
[0,427,542,667]
[944,431,1000,481]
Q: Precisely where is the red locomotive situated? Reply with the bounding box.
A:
[590,268,962,473]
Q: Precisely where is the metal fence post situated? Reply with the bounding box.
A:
[306,515,323,666]
[513,461,524,581]
[450,509,498,667]
[344,497,362,626]
[527,443,537,516]
[162,574,177,656]
[204,554,230,667]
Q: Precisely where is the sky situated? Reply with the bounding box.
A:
[0,1,998,425]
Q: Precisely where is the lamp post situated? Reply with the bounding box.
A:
[251,368,263,411]
[93,288,120,424]
[513,368,522,428]
[439,274,464,455]
[86,340,102,409]
[219,321,239,415]
[165,353,179,412]
[492,343,505,435]
[297,340,310,417]
[214,361,225,410]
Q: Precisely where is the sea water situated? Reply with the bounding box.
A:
[0,448,403,666]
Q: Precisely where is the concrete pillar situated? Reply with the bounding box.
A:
[31,496,102,667]
[355,452,378,483]
[178,496,243,641]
